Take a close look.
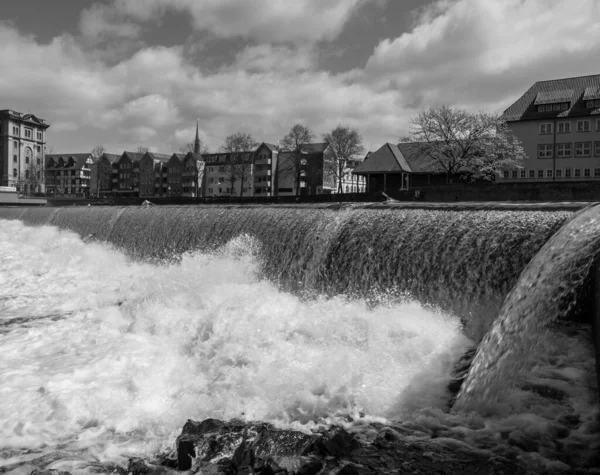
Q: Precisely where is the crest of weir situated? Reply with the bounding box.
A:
[0,204,577,345]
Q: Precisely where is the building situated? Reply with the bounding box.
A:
[353,142,448,193]
[181,152,204,197]
[113,151,145,196]
[45,153,94,197]
[0,109,50,193]
[252,143,278,197]
[204,151,255,197]
[333,159,367,194]
[501,74,600,182]
[91,153,120,197]
[139,152,171,197]
[276,142,331,196]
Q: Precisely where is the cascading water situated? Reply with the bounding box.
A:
[0,204,599,473]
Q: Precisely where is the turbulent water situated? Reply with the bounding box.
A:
[0,219,472,470]
[1,205,599,473]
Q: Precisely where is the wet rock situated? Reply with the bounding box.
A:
[520,384,569,402]
[311,426,358,458]
[507,429,539,452]
[556,413,580,428]
[448,347,477,399]
[336,463,360,475]
[29,470,72,475]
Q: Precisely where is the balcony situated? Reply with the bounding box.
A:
[112,178,118,183]
[255,157,271,166]
[255,180,271,187]
[254,168,272,176]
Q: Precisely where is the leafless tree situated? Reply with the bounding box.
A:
[137,146,149,155]
[280,124,315,196]
[400,105,526,182]
[179,140,209,155]
[91,145,105,162]
[323,125,365,193]
[219,132,258,197]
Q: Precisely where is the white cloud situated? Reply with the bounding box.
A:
[365,0,600,111]
[81,0,371,44]
[79,2,141,41]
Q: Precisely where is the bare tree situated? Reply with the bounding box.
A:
[179,140,209,155]
[91,145,105,162]
[26,157,45,194]
[323,125,365,193]
[280,124,315,196]
[400,105,526,182]
[219,132,258,197]
[137,146,149,155]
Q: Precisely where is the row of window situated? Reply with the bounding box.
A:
[539,119,600,134]
[12,141,43,153]
[12,155,42,165]
[10,126,43,140]
[537,100,600,113]
[538,141,600,158]
[503,168,600,179]
[11,169,41,178]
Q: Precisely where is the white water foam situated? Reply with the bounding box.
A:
[0,220,472,468]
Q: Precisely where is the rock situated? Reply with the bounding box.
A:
[556,413,580,428]
[295,458,323,475]
[507,429,539,452]
[312,426,358,458]
[336,463,360,475]
[520,384,568,402]
[29,471,71,475]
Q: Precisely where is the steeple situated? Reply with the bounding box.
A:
[194,118,200,155]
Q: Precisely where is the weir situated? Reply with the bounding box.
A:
[1,203,599,412]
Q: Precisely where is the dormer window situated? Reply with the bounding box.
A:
[537,102,569,112]
[586,99,600,108]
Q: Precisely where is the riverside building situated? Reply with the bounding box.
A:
[45,153,94,197]
[0,109,50,193]
[501,74,600,182]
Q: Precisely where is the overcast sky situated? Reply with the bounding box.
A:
[1,0,599,154]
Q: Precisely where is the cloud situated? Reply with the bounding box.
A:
[79,2,141,41]
[365,0,600,111]
[81,0,371,44]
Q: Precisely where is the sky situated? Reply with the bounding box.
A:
[1,0,599,155]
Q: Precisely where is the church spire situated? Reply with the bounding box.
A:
[194,118,200,155]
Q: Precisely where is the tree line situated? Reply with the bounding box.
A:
[81,105,524,197]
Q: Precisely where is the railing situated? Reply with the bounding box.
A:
[255,158,271,165]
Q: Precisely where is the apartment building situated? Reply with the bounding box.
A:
[204,152,255,197]
[253,143,278,197]
[0,109,50,193]
[45,153,94,197]
[91,153,120,197]
[139,152,171,197]
[113,151,145,196]
[277,143,332,196]
[501,74,600,182]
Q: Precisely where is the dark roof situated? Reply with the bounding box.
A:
[300,142,328,154]
[100,153,120,163]
[120,151,145,162]
[45,153,93,169]
[396,142,446,173]
[263,143,278,152]
[502,74,600,121]
[353,143,410,174]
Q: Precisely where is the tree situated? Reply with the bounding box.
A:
[219,132,258,197]
[137,146,149,155]
[323,125,365,193]
[26,156,45,194]
[400,105,526,182]
[179,140,209,155]
[91,145,105,162]
[280,124,315,196]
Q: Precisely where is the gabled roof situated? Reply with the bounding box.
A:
[300,142,328,154]
[502,74,600,121]
[119,151,145,162]
[259,142,278,152]
[353,143,411,174]
[171,153,186,159]
[396,142,446,173]
[45,153,93,170]
[100,153,120,163]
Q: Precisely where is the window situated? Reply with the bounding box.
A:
[13,140,17,149]
[503,170,509,179]
[557,121,571,133]
[13,155,17,163]
[595,142,600,157]
[538,144,553,158]
[520,170,526,178]
[565,168,572,178]
[511,170,518,179]
[537,170,544,178]
[37,131,43,140]
[586,99,600,108]
[584,168,591,177]
[552,103,561,111]
[25,157,29,164]
[25,170,29,179]
[13,168,17,177]
[595,168,600,177]
[546,169,553,178]
[13,126,18,135]
[575,142,592,157]
[561,102,569,110]
[24,128,32,139]
[528,170,535,178]
[575,169,581,177]
[36,146,41,153]
[597,119,600,131]
[540,123,552,134]
[556,169,562,178]
[577,120,591,132]
[556,143,572,157]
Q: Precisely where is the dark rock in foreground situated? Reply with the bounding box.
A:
[148,418,531,475]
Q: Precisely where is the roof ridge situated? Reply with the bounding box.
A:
[535,73,600,84]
